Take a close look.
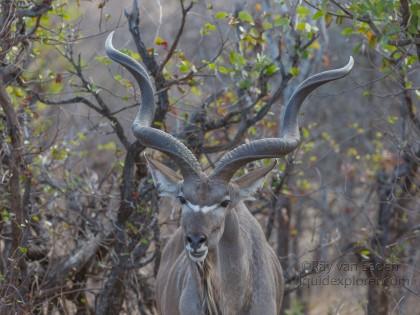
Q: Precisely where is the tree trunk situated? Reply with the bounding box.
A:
[277,195,291,315]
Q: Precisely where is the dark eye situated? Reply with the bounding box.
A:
[177,196,186,204]
[220,200,230,208]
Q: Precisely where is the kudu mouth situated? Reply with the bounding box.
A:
[186,244,209,262]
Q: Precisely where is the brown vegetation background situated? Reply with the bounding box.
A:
[0,0,419,314]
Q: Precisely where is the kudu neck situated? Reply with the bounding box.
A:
[206,204,249,267]
[222,205,243,243]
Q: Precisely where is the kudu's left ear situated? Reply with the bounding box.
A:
[146,156,182,197]
[233,161,277,200]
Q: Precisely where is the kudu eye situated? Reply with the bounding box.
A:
[177,196,187,204]
[220,200,230,208]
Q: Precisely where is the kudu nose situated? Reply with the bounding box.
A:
[186,233,207,251]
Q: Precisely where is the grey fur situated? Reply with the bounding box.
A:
[152,162,283,314]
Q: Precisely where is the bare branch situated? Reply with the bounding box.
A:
[0,77,28,306]
[158,0,194,73]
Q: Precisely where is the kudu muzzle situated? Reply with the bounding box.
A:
[185,233,208,261]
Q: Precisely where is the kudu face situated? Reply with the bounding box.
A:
[147,158,275,262]
[179,177,230,262]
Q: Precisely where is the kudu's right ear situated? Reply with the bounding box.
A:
[233,161,276,201]
[146,156,182,197]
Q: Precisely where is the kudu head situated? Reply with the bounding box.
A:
[105,32,354,263]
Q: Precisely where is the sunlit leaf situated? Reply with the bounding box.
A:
[289,67,300,76]
[238,10,254,24]
[215,11,229,19]
[296,5,310,17]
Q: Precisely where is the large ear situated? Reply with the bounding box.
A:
[233,161,276,200]
[146,156,182,197]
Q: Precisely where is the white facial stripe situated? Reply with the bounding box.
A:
[185,201,219,213]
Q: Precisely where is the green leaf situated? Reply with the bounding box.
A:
[12,87,24,97]
[191,86,202,96]
[341,27,353,36]
[263,21,273,30]
[18,247,28,255]
[36,101,47,111]
[324,13,333,25]
[249,126,257,136]
[97,142,117,151]
[302,127,310,139]
[218,66,232,74]
[312,10,324,20]
[207,62,216,71]
[362,90,371,97]
[51,146,69,161]
[239,79,252,89]
[201,22,217,35]
[289,67,300,76]
[215,11,229,19]
[95,55,112,65]
[205,22,217,32]
[296,22,312,32]
[154,36,168,46]
[120,49,141,60]
[406,55,417,66]
[264,63,279,76]
[49,81,63,94]
[336,15,344,25]
[296,5,310,17]
[359,249,370,259]
[353,42,363,54]
[229,51,246,67]
[238,10,254,24]
[1,210,10,222]
[296,22,305,32]
[273,15,289,27]
[387,115,398,125]
[179,60,196,73]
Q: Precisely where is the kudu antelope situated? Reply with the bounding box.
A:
[105,31,354,315]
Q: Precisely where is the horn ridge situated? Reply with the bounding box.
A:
[211,57,354,181]
[105,32,201,179]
